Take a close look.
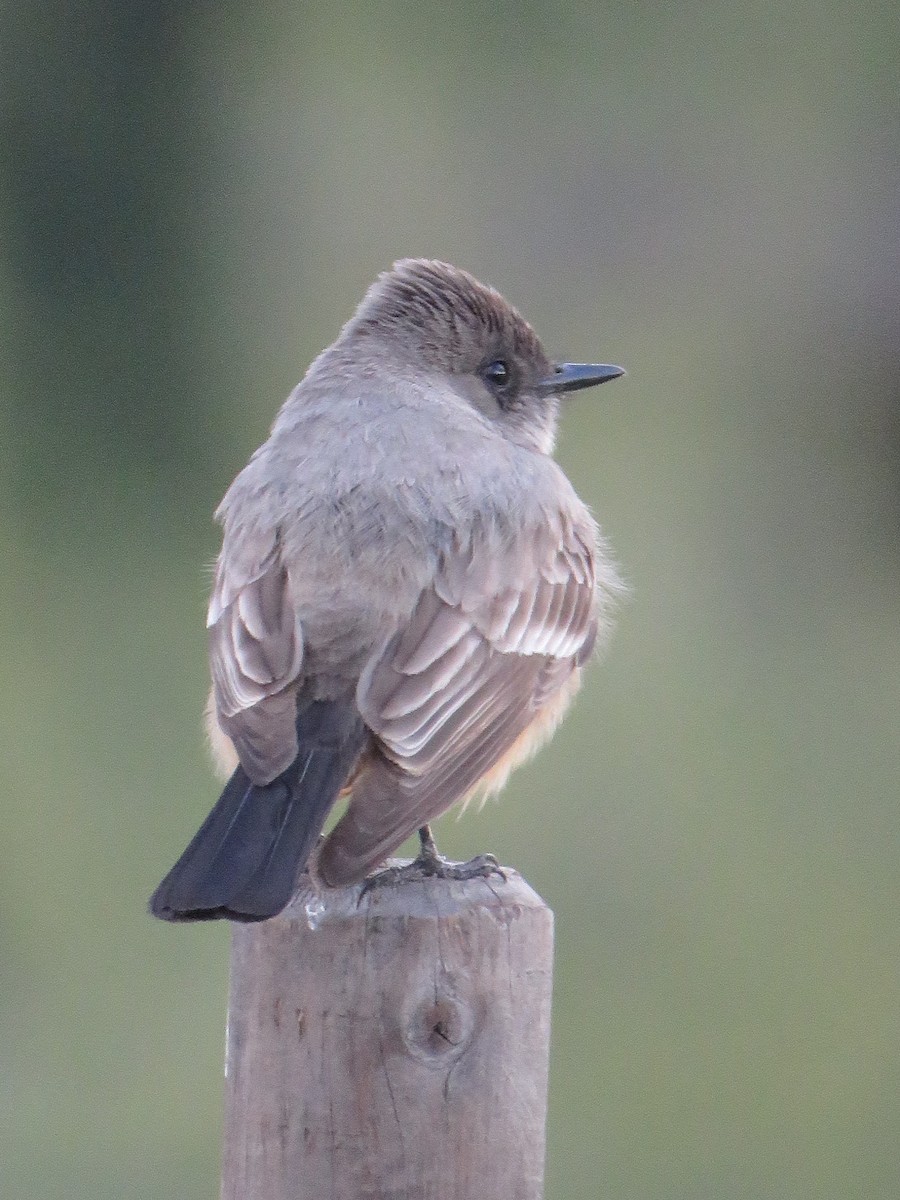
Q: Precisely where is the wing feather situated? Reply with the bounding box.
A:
[207,536,305,783]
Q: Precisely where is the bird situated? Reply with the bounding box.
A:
[150,258,624,922]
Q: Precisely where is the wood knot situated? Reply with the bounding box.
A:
[402,990,473,1066]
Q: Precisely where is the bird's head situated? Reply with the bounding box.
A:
[344,258,624,454]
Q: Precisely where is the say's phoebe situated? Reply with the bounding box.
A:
[150,259,624,922]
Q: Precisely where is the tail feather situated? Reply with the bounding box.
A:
[150,700,366,922]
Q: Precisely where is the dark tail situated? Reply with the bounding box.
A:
[149,700,366,922]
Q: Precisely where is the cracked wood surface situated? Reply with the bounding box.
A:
[220,866,554,1200]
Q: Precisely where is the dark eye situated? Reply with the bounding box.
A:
[483,359,511,388]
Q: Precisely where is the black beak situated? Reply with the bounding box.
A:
[537,362,626,395]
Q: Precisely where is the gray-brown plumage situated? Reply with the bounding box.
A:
[150,259,624,922]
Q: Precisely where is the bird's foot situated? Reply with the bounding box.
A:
[360,828,506,897]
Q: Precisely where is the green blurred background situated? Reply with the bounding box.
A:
[2,2,898,1197]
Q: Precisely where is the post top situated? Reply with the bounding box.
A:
[278,862,550,929]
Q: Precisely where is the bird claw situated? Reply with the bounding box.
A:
[360,851,506,898]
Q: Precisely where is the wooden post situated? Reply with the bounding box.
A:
[220,865,554,1200]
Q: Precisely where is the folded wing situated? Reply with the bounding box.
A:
[317,512,599,885]
[207,533,305,784]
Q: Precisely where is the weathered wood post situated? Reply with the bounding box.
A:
[220,865,554,1199]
